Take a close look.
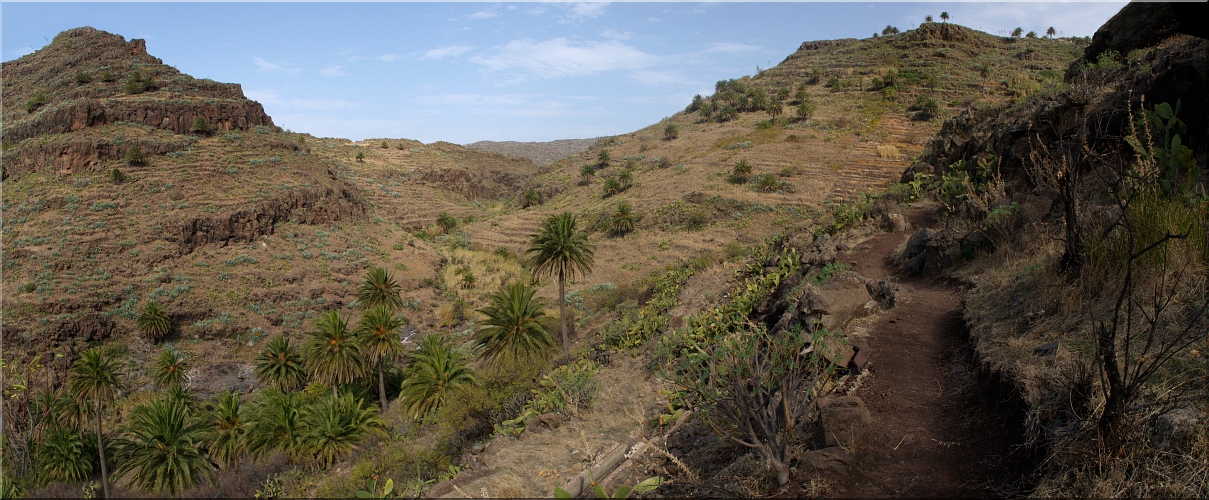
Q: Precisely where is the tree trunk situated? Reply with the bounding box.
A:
[95,396,110,499]
[378,366,388,411]
[559,269,569,356]
[1096,324,1126,436]
[1060,179,1084,273]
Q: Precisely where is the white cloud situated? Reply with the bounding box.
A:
[470,8,500,20]
[566,2,608,20]
[253,57,300,75]
[319,65,346,77]
[600,29,633,41]
[946,2,1125,38]
[377,54,398,63]
[470,37,657,80]
[420,45,474,60]
[246,88,362,111]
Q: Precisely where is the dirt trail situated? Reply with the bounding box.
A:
[834,210,1029,497]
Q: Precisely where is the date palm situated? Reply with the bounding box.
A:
[474,281,554,368]
[115,397,213,496]
[527,212,595,355]
[1046,27,1056,38]
[244,388,307,457]
[357,267,404,311]
[202,391,246,468]
[151,349,189,390]
[302,310,368,398]
[610,202,636,236]
[137,301,173,343]
[355,306,406,410]
[253,335,307,391]
[579,163,596,184]
[940,11,949,22]
[522,188,541,208]
[767,99,783,120]
[435,212,458,234]
[602,176,623,197]
[69,348,121,499]
[297,393,384,468]
[398,334,476,418]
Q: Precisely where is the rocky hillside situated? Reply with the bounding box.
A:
[466,138,597,166]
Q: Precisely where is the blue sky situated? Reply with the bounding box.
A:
[3,2,1126,143]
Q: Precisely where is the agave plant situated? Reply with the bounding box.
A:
[473,282,554,368]
[302,311,368,398]
[253,335,307,391]
[610,203,636,236]
[357,267,404,311]
[151,349,189,390]
[398,334,476,419]
[202,391,247,468]
[297,393,384,468]
[137,301,173,342]
[115,397,213,496]
[37,427,96,482]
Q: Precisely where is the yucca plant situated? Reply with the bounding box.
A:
[137,301,173,343]
[202,391,246,468]
[302,310,368,398]
[522,188,541,208]
[355,306,406,410]
[730,159,753,183]
[398,334,476,419]
[253,335,307,391]
[754,173,783,193]
[115,397,213,496]
[357,267,404,311]
[602,177,623,197]
[69,348,121,499]
[37,427,96,482]
[435,212,458,234]
[527,212,595,355]
[474,282,554,368]
[151,349,189,390]
[297,393,384,468]
[610,203,636,236]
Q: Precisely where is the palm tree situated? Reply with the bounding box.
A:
[355,306,406,410]
[579,163,596,184]
[137,301,173,342]
[357,267,404,311]
[526,212,595,355]
[610,203,637,236]
[474,282,554,368]
[69,348,121,499]
[597,149,610,168]
[244,388,307,457]
[925,14,933,23]
[253,335,307,391]
[793,83,809,104]
[731,159,753,183]
[940,11,949,22]
[398,334,476,418]
[1011,27,1024,38]
[522,188,541,208]
[1046,26,1057,38]
[618,168,634,187]
[115,397,213,496]
[297,393,384,468]
[302,310,368,398]
[151,349,189,390]
[602,176,623,197]
[202,391,246,468]
[767,99,784,120]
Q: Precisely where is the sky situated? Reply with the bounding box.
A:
[3,2,1127,144]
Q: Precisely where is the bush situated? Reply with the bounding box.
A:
[663,123,679,140]
[24,92,46,113]
[99,69,116,82]
[191,117,213,135]
[124,145,147,167]
[110,167,128,184]
[729,159,752,184]
[753,173,782,193]
[75,71,92,85]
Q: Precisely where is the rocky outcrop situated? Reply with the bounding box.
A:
[175,185,366,254]
[416,167,535,201]
[4,135,195,177]
[6,98,273,144]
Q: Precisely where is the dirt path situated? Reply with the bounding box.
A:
[832,211,1029,497]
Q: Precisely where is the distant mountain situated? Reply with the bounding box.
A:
[465,138,598,166]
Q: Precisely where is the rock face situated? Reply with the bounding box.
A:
[175,186,366,254]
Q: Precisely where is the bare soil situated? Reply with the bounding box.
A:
[799,209,1033,497]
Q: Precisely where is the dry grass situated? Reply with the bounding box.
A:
[876,144,900,159]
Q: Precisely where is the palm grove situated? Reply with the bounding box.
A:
[5,211,594,497]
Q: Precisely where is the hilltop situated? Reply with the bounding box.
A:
[466,138,597,166]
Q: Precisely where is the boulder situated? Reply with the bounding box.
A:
[817,395,872,450]
[186,362,256,398]
[884,212,910,233]
[800,233,838,267]
[1149,407,1202,452]
[800,446,855,476]
[526,413,564,434]
[902,228,933,259]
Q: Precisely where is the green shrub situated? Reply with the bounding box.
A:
[99,69,116,82]
[24,92,46,113]
[730,159,752,183]
[753,173,782,193]
[191,117,213,135]
[124,146,147,167]
[75,71,93,85]
[602,177,623,197]
[663,123,679,140]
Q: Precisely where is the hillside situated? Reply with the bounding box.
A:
[0,21,1125,499]
[465,138,597,166]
